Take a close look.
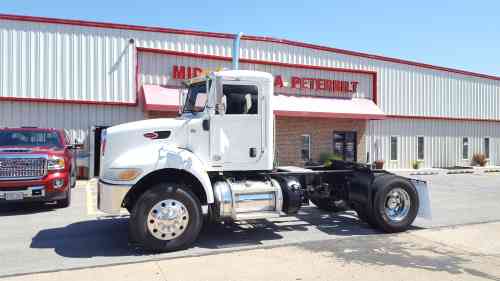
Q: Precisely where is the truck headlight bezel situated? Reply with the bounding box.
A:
[47,156,65,171]
[102,168,142,182]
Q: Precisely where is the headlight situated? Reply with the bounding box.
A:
[103,168,142,181]
[47,157,65,171]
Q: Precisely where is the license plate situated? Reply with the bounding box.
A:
[5,192,23,201]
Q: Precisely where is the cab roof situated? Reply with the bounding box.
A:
[184,70,273,85]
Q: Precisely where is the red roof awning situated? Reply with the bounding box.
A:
[141,85,385,119]
[273,95,386,120]
[142,85,179,112]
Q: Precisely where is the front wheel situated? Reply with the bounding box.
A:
[129,183,203,252]
[372,178,419,233]
[56,188,71,208]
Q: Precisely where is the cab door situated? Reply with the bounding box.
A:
[209,82,263,170]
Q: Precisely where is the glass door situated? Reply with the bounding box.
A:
[333,131,357,162]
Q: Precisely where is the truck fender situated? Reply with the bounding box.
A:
[155,145,214,204]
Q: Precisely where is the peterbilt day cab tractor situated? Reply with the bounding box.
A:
[98,35,430,252]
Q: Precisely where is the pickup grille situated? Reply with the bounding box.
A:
[0,157,47,180]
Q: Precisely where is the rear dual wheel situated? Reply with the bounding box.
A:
[357,177,419,233]
[129,183,203,252]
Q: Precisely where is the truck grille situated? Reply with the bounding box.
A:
[0,157,47,180]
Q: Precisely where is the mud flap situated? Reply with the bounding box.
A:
[410,179,432,220]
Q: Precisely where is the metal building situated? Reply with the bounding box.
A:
[1,14,499,176]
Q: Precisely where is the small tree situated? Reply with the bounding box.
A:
[472,153,488,167]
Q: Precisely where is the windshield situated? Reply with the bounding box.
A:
[0,130,63,148]
[183,81,209,113]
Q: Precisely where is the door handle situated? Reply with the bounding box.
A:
[202,119,210,131]
[249,147,257,158]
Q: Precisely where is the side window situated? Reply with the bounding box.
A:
[417,136,424,160]
[221,84,258,115]
[462,137,469,159]
[484,137,490,159]
[390,136,398,161]
[300,134,311,161]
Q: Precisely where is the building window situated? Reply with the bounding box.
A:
[417,136,424,160]
[301,135,311,161]
[484,138,490,159]
[390,136,398,161]
[462,137,469,159]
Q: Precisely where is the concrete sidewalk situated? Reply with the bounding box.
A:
[3,222,500,281]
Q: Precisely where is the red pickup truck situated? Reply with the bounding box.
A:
[0,128,80,208]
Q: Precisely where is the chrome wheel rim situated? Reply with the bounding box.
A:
[147,199,189,241]
[384,188,411,222]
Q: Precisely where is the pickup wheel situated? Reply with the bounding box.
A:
[129,183,203,252]
[56,188,72,208]
[371,178,419,233]
[70,165,77,188]
[310,198,348,212]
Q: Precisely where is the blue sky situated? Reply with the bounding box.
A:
[2,0,499,76]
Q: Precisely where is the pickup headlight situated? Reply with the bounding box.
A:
[47,157,65,171]
[103,168,142,182]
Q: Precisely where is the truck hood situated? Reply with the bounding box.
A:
[107,118,187,135]
[0,146,65,156]
[102,118,190,174]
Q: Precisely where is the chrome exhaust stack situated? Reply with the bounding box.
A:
[232,32,243,70]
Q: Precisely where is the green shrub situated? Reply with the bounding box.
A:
[411,160,423,169]
[320,152,343,166]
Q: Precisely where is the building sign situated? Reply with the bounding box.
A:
[138,50,375,100]
[172,65,359,94]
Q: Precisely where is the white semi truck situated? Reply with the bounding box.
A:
[97,35,430,252]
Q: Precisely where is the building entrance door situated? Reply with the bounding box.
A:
[333,131,357,162]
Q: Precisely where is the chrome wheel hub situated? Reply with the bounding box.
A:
[384,188,411,222]
[147,199,189,241]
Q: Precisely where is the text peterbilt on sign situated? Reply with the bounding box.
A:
[172,65,359,95]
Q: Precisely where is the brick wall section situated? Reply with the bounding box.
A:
[275,117,367,166]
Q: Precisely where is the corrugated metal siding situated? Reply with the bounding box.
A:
[238,41,500,120]
[367,118,500,169]
[0,20,136,103]
[0,100,143,140]
[2,19,499,119]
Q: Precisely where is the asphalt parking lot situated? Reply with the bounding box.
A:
[0,173,499,278]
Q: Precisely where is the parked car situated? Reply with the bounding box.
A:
[0,127,81,208]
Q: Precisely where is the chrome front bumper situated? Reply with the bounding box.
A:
[97,180,132,215]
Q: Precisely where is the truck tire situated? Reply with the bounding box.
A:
[371,177,419,233]
[56,188,71,208]
[70,165,77,188]
[129,182,203,252]
[310,198,348,212]
[353,204,378,228]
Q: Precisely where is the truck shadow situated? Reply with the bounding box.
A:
[29,206,403,258]
[0,202,57,217]
[295,235,500,281]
